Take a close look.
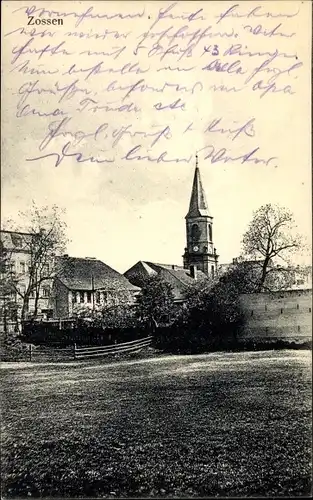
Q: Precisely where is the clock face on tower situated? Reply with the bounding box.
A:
[193,245,199,252]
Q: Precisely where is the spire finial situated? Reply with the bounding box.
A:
[195,153,198,168]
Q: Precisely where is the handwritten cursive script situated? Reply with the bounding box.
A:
[3,0,308,169]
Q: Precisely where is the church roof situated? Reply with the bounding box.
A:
[124,261,208,297]
[124,260,157,282]
[149,262,208,287]
[186,160,211,218]
[56,256,140,292]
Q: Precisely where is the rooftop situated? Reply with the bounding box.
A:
[57,256,140,292]
[125,260,208,289]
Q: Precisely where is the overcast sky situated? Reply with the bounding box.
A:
[2,0,311,273]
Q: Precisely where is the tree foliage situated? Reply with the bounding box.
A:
[136,275,176,328]
[185,271,243,336]
[159,270,245,353]
[72,293,137,329]
[241,204,304,292]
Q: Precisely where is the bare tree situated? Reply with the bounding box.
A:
[3,204,70,320]
[241,204,305,292]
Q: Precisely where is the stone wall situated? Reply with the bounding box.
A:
[239,289,312,343]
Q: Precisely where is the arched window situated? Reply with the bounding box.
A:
[208,225,212,242]
[211,265,215,277]
[191,224,201,241]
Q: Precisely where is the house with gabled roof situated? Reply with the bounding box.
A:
[124,261,208,303]
[53,256,140,318]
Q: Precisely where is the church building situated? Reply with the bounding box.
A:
[125,157,218,299]
[183,154,219,277]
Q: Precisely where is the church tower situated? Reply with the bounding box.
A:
[183,155,218,277]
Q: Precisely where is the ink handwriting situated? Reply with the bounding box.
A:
[5,0,307,169]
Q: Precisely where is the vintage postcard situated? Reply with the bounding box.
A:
[1,0,312,498]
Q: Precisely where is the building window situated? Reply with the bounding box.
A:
[191,224,200,241]
[209,224,212,242]
[211,265,215,278]
[96,291,101,304]
[42,287,50,298]
[20,262,25,273]
[87,291,92,303]
[30,289,35,298]
[11,235,22,247]
[72,292,77,303]
[79,291,84,303]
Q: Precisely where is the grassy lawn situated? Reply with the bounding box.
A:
[1,350,312,497]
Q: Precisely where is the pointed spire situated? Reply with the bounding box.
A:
[186,155,211,217]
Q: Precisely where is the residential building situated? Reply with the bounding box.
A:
[284,265,312,291]
[0,231,140,325]
[218,258,312,292]
[0,230,54,322]
[53,256,140,318]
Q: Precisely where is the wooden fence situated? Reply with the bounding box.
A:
[74,336,153,359]
[28,336,153,362]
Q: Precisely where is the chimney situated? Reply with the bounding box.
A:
[190,265,198,280]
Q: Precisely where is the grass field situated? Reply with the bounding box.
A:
[1,350,312,497]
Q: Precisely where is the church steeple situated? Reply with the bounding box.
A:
[183,156,218,277]
[186,154,211,218]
